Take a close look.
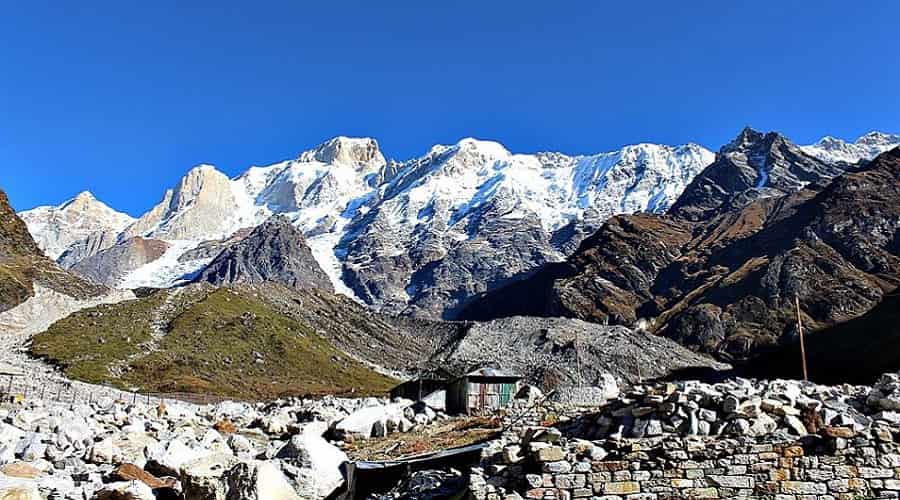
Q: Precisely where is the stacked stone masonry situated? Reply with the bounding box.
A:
[475,431,900,499]
[470,373,900,500]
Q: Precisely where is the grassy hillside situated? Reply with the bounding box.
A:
[31,286,396,399]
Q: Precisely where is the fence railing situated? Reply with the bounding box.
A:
[1,375,235,408]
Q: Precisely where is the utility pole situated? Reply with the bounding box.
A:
[573,330,584,386]
[796,293,808,382]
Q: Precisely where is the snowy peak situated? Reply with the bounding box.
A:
[298,136,385,169]
[857,131,900,147]
[60,190,97,208]
[801,131,900,165]
[19,191,134,260]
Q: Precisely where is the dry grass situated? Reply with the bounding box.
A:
[344,416,501,461]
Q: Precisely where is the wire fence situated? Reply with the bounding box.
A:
[0,374,234,408]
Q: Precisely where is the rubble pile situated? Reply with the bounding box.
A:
[471,374,900,500]
[0,391,447,499]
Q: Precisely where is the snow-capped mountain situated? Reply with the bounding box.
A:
[801,131,900,165]
[20,191,135,260]
[340,138,714,316]
[17,135,720,317]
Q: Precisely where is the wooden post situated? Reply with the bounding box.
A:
[573,330,583,386]
[796,294,808,382]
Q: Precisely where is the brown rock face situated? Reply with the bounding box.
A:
[462,148,900,364]
[69,237,170,287]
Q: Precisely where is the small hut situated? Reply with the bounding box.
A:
[390,378,447,402]
[445,368,521,415]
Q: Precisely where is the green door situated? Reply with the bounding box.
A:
[500,383,513,406]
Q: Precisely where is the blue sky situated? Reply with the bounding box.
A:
[2,1,898,214]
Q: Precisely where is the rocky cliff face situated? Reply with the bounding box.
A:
[69,237,170,287]
[193,216,333,292]
[462,147,900,364]
[122,165,247,241]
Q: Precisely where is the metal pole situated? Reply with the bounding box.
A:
[796,294,808,382]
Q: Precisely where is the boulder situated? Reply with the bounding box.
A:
[180,453,238,500]
[148,440,211,477]
[333,404,404,439]
[224,461,301,500]
[868,373,900,410]
[276,432,348,498]
[0,484,42,500]
[95,480,155,500]
[0,463,41,480]
[112,463,179,490]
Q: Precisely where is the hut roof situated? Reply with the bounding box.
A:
[463,367,521,379]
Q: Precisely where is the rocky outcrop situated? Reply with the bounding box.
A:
[122,164,242,241]
[57,228,121,269]
[69,237,169,287]
[193,216,333,292]
[668,127,846,221]
[462,147,900,365]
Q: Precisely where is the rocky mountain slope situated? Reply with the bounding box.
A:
[461,143,900,365]
[19,137,716,318]
[68,237,170,287]
[429,316,729,387]
[0,189,107,313]
[668,128,847,221]
[193,216,333,292]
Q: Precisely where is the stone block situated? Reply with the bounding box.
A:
[603,481,640,495]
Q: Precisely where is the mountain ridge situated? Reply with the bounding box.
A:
[460,146,900,364]
[18,129,898,319]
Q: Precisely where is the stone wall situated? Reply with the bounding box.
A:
[469,374,900,500]
[473,427,900,499]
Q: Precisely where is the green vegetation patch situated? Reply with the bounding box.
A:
[31,291,163,383]
[31,287,396,400]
